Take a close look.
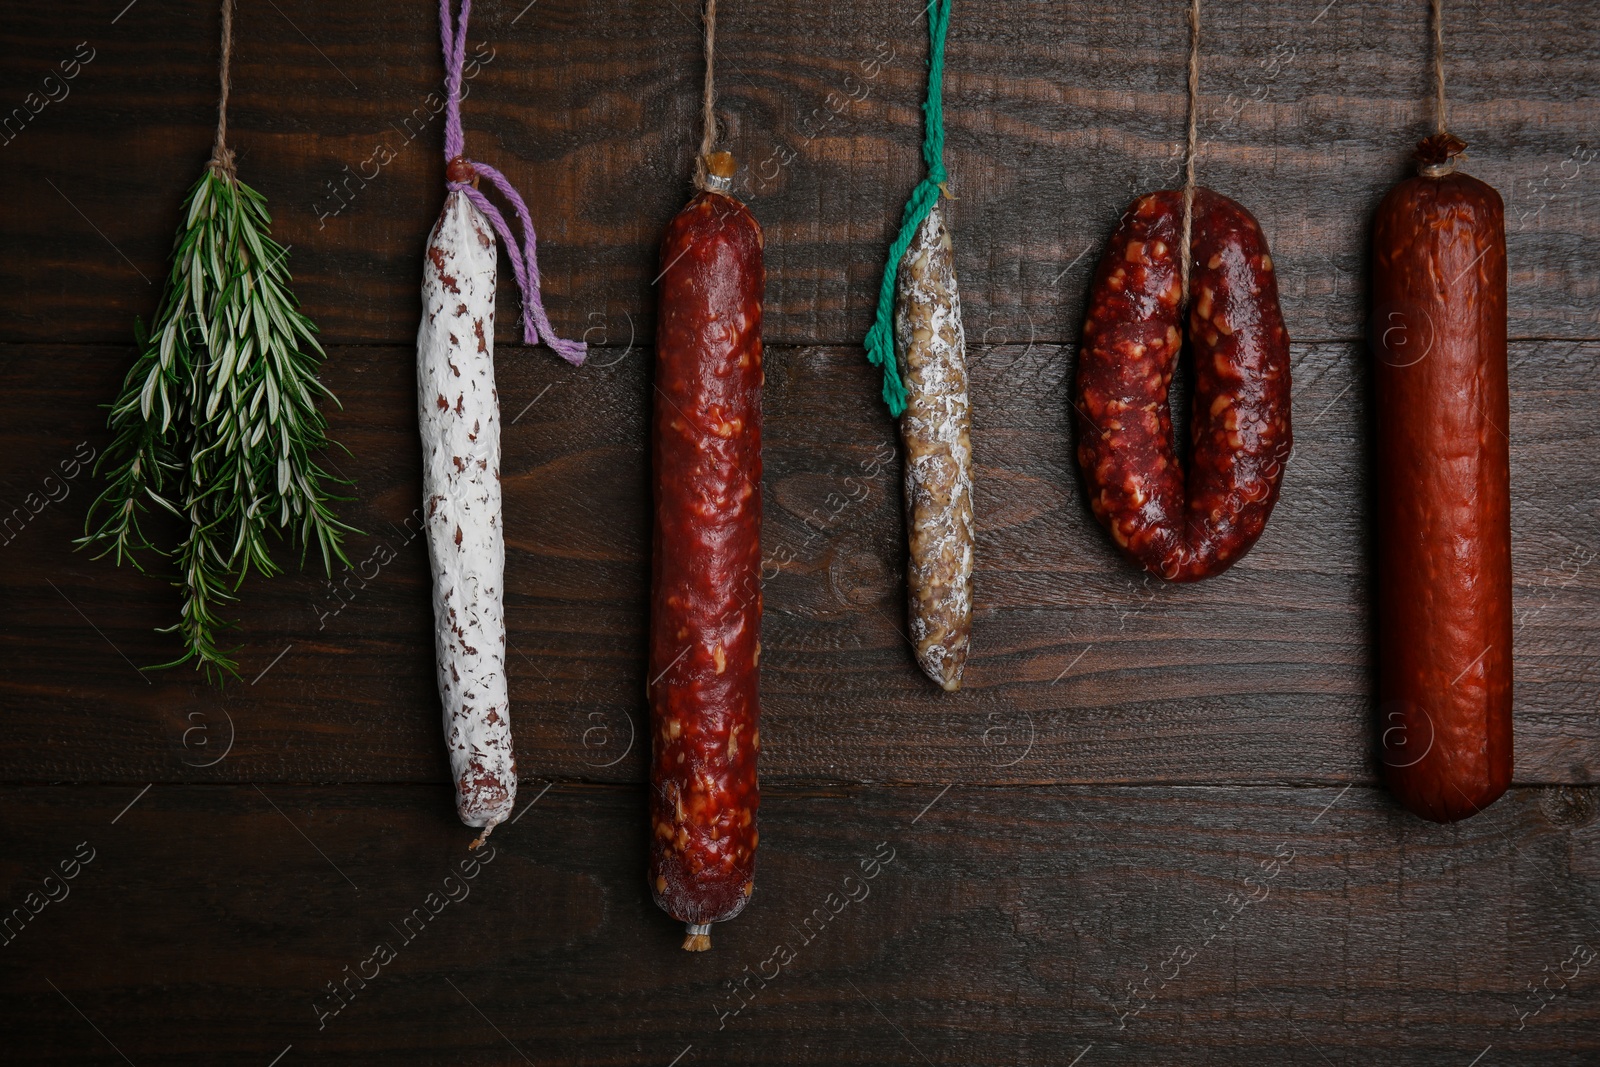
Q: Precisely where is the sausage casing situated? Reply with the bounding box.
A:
[894,203,974,691]
[1074,188,1292,581]
[1372,134,1512,822]
[417,189,515,833]
[649,186,764,947]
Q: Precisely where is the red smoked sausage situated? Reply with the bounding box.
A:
[1372,133,1511,822]
[1074,188,1292,581]
[648,154,764,950]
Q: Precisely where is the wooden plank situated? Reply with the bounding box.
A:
[3,339,1595,786]
[2,0,1598,347]
[7,4,1598,1059]
[1,782,1598,1064]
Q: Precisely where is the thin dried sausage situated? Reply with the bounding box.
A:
[1372,133,1511,822]
[649,153,764,951]
[894,203,974,691]
[1074,188,1292,581]
[417,180,516,836]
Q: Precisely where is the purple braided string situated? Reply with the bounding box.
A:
[440,0,585,365]
[441,0,468,160]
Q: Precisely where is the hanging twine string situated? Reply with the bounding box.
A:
[863,0,952,418]
[440,0,586,366]
[1178,0,1200,308]
[1417,0,1464,177]
[693,0,720,190]
[209,0,235,176]
[1432,0,1447,135]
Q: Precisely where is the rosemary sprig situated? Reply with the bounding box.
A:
[81,165,355,682]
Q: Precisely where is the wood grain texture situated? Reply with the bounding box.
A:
[3,339,1595,786]
[3,1,1598,1059]
[2,783,1599,1065]
[2,0,1598,347]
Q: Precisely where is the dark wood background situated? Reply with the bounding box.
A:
[2,0,1598,1063]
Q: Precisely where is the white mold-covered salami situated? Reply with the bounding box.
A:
[417,188,515,833]
[893,203,973,691]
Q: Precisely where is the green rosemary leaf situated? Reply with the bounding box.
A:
[80,162,356,685]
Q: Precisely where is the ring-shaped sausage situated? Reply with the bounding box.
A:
[1073,188,1292,581]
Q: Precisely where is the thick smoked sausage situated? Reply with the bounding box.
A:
[1074,188,1292,581]
[1372,133,1511,822]
[649,152,765,950]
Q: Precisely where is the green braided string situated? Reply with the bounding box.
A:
[863,0,951,418]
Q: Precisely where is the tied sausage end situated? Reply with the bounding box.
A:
[1415,132,1467,177]
[682,923,713,952]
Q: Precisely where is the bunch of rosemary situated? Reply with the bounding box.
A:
[81,0,352,681]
